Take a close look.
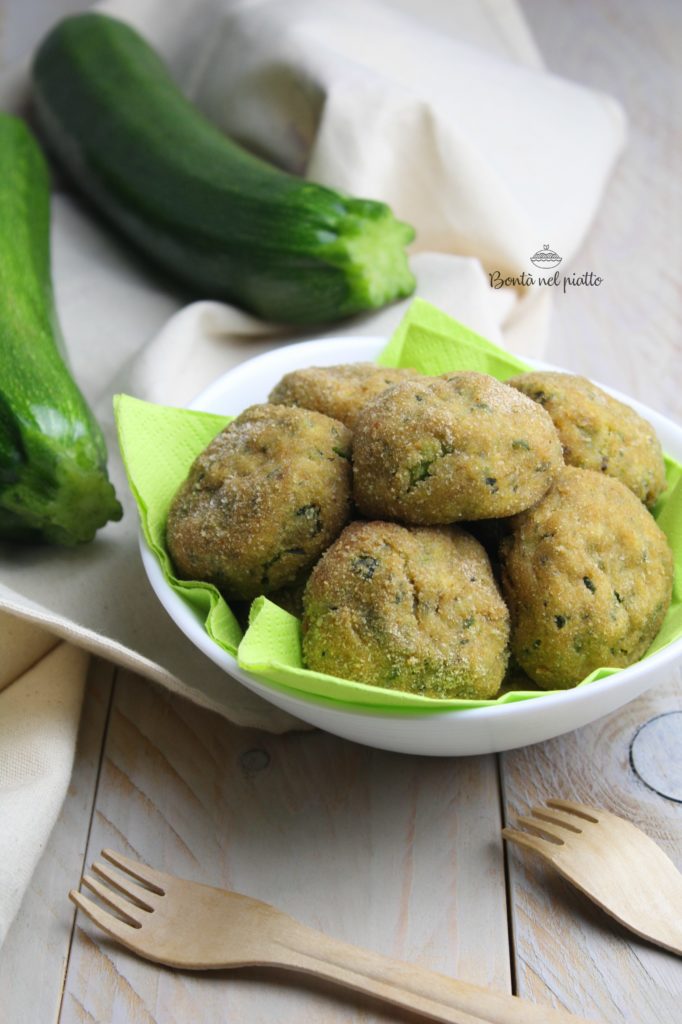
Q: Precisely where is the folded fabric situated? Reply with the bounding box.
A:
[0,635,87,946]
[116,299,682,712]
[194,0,626,276]
[0,0,627,946]
[0,0,626,728]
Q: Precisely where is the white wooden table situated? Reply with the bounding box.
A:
[2,1,681,1022]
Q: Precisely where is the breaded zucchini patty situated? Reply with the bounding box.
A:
[302,520,510,699]
[353,372,563,523]
[500,466,673,689]
[268,363,417,430]
[507,371,666,508]
[166,404,352,601]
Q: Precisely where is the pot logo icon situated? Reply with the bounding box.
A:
[530,244,562,269]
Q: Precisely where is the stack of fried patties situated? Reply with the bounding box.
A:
[166,362,673,699]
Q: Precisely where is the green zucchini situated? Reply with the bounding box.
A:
[0,114,122,545]
[31,13,416,325]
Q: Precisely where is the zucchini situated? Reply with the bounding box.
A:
[0,114,122,545]
[31,13,416,325]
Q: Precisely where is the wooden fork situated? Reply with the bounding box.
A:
[503,799,682,957]
[70,849,599,1024]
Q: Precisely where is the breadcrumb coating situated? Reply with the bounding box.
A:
[353,372,563,523]
[500,467,673,689]
[269,362,417,429]
[166,404,352,601]
[508,371,666,508]
[302,520,510,699]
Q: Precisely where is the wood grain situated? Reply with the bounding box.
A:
[68,854,592,1024]
[0,659,114,1024]
[502,677,682,1024]
[520,0,682,424]
[60,670,510,1023]
[629,711,682,802]
[2,3,681,1023]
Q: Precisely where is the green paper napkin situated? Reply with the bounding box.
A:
[114,394,243,654]
[115,298,682,712]
[378,297,530,380]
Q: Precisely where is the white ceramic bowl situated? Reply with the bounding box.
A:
[140,336,682,756]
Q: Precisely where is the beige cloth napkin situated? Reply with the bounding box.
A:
[0,612,87,944]
[0,0,626,945]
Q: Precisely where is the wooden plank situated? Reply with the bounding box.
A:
[60,669,510,1023]
[518,0,682,424]
[0,658,115,1024]
[502,675,682,1023]
[507,2,682,1011]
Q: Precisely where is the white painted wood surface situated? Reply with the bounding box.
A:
[522,0,682,423]
[0,659,114,1024]
[2,1,681,1022]
[503,676,682,1024]
[60,671,510,1023]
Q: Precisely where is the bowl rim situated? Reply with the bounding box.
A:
[139,333,682,721]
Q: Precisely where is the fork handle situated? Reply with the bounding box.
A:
[276,924,599,1024]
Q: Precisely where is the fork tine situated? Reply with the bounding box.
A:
[531,806,583,833]
[81,875,143,927]
[92,861,157,911]
[515,815,567,844]
[70,889,141,942]
[502,827,556,856]
[546,799,599,823]
[101,849,166,895]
